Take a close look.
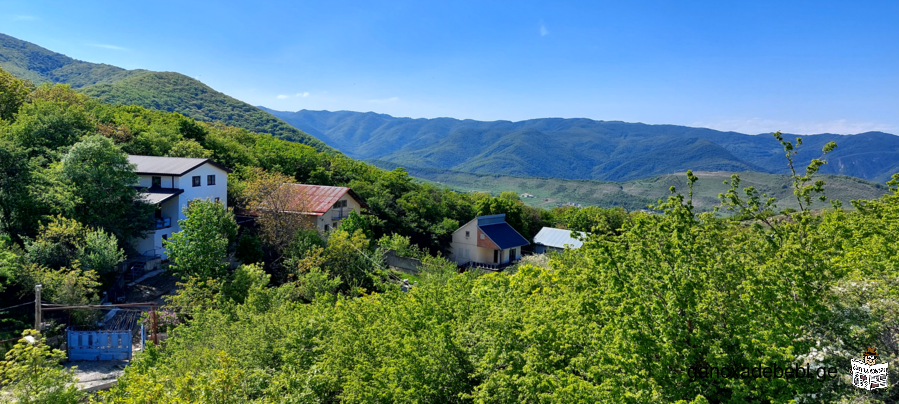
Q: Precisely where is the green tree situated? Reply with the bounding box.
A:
[18,262,102,326]
[166,139,213,158]
[253,135,321,182]
[0,235,23,292]
[0,140,36,236]
[0,67,32,122]
[321,229,388,295]
[166,200,238,280]
[24,216,124,277]
[221,263,270,305]
[0,330,84,404]
[234,233,264,265]
[337,210,375,241]
[60,135,155,242]
[564,206,628,234]
[78,227,126,276]
[1,85,94,160]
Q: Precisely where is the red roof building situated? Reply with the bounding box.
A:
[272,184,369,232]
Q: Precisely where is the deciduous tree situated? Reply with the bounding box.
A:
[166,199,238,280]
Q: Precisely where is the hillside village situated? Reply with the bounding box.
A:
[0,20,897,404]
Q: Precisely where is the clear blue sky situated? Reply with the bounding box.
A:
[3,1,897,134]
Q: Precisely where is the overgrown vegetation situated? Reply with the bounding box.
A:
[100,167,899,403]
[0,60,897,403]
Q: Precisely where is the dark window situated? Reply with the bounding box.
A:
[493,250,498,263]
[324,224,330,231]
[333,200,347,209]
[214,197,220,204]
[510,248,516,260]
[465,231,470,238]
[192,176,201,187]
[207,175,216,186]
[151,176,161,188]
[162,234,168,242]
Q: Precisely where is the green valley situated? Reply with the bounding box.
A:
[373,161,890,211]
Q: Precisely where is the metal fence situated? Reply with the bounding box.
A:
[67,329,132,361]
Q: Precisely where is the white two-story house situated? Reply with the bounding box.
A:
[129,155,230,259]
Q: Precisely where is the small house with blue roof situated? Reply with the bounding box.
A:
[450,214,529,270]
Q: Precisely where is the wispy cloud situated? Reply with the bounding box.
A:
[368,97,399,103]
[539,20,548,36]
[89,44,129,51]
[691,118,897,135]
[12,15,37,21]
[276,94,290,99]
[297,92,310,97]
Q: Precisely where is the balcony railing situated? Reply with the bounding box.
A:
[153,217,171,229]
[460,260,518,272]
[331,209,350,221]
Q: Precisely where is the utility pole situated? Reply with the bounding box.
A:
[34,284,41,331]
[151,306,158,345]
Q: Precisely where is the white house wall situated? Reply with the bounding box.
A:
[131,163,229,260]
[322,193,363,232]
[450,219,498,264]
[174,164,229,223]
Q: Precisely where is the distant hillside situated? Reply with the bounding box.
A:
[0,33,333,153]
[0,33,141,88]
[266,109,899,183]
[370,161,890,212]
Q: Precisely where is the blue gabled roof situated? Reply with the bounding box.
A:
[479,223,529,250]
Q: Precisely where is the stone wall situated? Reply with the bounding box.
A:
[384,250,422,274]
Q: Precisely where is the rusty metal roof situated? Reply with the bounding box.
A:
[281,184,352,215]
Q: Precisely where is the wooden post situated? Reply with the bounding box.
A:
[34,284,41,331]
[151,306,158,345]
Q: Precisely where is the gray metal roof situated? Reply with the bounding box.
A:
[127,155,232,176]
[533,227,586,249]
[136,188,183,205]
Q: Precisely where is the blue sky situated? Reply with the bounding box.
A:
[2,0,897,134]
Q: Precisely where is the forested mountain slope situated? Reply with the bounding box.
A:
[266,108,899,183]
[0,33,333,153]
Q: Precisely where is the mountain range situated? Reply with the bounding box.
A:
[2,32,896,192]
[263,108,899,183]
[0,33,332,153]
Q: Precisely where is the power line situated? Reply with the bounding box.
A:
[0,301,32,312]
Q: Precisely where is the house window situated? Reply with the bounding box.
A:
[510,248,516,260]
[214,197,220,204]
[465,231,470,239]
[324,224,330,231]
[192,176,201,187]
[162,234,168,242]
[480,234,485,240]
[151,176,161,188]
[333,200,347,209]
[207,175,216,186]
